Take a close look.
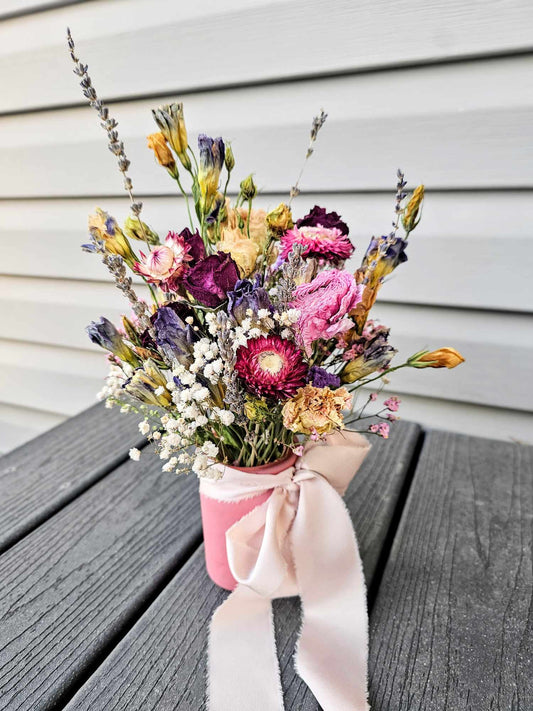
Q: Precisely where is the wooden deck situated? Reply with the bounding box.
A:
[0,403,531,710]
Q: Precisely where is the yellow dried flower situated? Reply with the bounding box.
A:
[147,132,176,170]
[217,229,260,276]
[266,202,294,234]
[402,184,424,233]
[412,347,465,369]
[243,397,270,423]
[282,384,352,436]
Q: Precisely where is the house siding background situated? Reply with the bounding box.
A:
[0,0,532,452]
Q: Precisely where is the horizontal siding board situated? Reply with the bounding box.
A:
[0,57,532,197]
[1,191,531,312]
[0,0,532,112]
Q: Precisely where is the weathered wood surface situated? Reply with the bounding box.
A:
[0,402,143,554]
[0,450,202,711]
[64,422,422,710]
[369,431,533,710]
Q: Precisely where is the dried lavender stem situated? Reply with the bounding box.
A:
[289,109,328,203]
[66,28,150,247]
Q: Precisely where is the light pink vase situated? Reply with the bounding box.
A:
[200,452,298,590]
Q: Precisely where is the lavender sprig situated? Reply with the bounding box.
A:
[289,109,328,202]
[391,168,408,234]
[67,28,149,246]
[277,244,305,308]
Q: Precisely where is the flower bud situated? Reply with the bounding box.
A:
[224,142,235,173]
[88,208,137,264]
[86,317,140,366]
[124,215,159,245]
[266,202,294,234]
[239,174,257,201]
[402,184,424,233]
[410,347,465,369]
[147,132,176,170]
[152,103,191,169]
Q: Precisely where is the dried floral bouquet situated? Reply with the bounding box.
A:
[68,31,464,478]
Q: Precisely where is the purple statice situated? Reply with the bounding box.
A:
[227,276,272,323]
[307,366,341,389]
[153,306,197,365]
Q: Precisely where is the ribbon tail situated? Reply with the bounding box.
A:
[292,478,369,711]
[208,584,284,711]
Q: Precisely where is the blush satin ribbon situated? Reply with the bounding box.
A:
[199,430,371,711]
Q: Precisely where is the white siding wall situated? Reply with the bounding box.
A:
[0,0,532,452]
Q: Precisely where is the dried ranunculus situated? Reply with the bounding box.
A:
[290,269,362,355]
[282,384,352,436]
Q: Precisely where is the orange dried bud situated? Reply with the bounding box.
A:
[147,132,176,169]
[415,348,465,369]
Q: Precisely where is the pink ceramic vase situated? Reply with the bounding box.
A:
[200,452,298,590]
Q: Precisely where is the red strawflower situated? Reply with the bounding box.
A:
[235,335,308,399]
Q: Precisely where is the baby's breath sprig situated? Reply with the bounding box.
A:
[289,109,328,203]
[67,28,150,248]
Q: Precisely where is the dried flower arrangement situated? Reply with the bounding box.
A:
[68,30,464,478]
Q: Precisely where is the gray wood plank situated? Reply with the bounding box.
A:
[368,431,533,710]
[63,421,422,710]
[0,402,144,554]
[0,449,202,711]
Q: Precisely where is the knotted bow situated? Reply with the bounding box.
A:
[200,430,371,711]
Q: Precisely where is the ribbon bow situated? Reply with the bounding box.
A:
[200,430,371,711]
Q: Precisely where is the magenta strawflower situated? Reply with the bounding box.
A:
[280,225,354,264]
[235,335,308,399]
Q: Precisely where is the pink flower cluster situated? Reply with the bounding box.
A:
[369,422,390,439]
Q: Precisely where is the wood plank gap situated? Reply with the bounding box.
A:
[368,429,425,609]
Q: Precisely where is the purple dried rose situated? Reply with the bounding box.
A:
[183,252,240,308]
[307,366,341,389]
[296,205,349,236]
[180,227,205,263]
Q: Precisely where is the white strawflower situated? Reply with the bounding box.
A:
[129,447,141,462]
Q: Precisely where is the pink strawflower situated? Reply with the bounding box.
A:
[290,269,362,355]
[235,335,308,399]
[280,226,354,264]
[384,396,401,412]
[133,231,191,290]
[369,424,380,434]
